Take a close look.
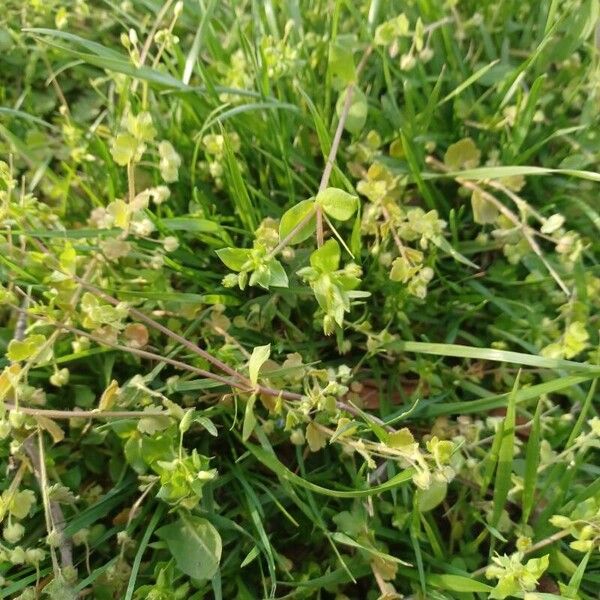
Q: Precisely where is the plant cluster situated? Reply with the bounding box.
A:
[0,1,598,599]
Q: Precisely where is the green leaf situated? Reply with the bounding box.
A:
[521,398,542,524]
[336,87,368,135]
[216,247,251,271]
[267,259,289,288]
[492,372,520,526]
[156,513,222,581]
[41,576,78,600]
[316,187,358,221]
[444,138,481,170]
[7,334,47,362]
[385,340,600,374]
[471,189,499,224]
[415,481,447,512]
[374,14,409,45]
[328,35,356,89]
[111,133,139,166]
[310,239,340,272]
[428,573,492,593]
[248,344,271,386]
[246,442,414,498]
[242,393,258,441]
[162,217,220,233]
[331,532,411,566]
[279,199,316,245]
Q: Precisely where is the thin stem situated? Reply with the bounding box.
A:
[127,161,136,204]
[7,404,162,420]
[11,303,305,401]
[35,430,61,576]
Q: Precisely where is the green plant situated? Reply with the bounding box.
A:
[0,1,599,598]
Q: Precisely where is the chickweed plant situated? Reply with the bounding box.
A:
[0,0,599,598]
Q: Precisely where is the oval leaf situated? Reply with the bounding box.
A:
[279,199,316,245]
[216,247,251,271]
[310,239,340,272]
[249,344,271,386]
[156,514,222,581]
[316,187,358,221]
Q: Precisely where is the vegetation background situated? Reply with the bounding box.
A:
[0,0,599,598]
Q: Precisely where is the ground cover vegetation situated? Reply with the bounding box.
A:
[0,0,599,598]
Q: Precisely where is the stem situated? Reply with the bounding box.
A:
[33,431,61,576]
[11,302,303,402]
[8,404,162,420]
[127,161,136,204]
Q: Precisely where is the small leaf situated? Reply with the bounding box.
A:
[248,344,271,386]
[7,334,46,362]
[316,187,358,221]
[444,137,481,170]
[111,132,139,166]
[374,14,410,45]
[279,199,316,245]
[471,189,499,224]
[415,481,447,512]
[179,409,194,434]
[336,87,368,135]
[156,513,222,581]
[242,393,257,441]
[216,247,251,271]
[328,35,356,89]
[428,573,492,593]
[99,379,120,411]
[306,422,328,452]
[541,213,565,234]
[310,239,341,272]
[267,259,289,288]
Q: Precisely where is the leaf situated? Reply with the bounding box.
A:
[428,573,492,593]
[336,87,368,135]
[385,340,600,374]
[246,442,414,498]
[521,398,542,523]
[316,187,358,221]
[216,247,251,271]
[415,481,447,512]
[162,217,220,233]
[248,344,271,386]
[471,189,499,224]
[430,235,478,268]
[267,259,289,288]
[328,35,356,89]
[306,422,327,452]
[374,14,409,45]
[491,372,520,526]
[36,415,65,443]
[156,513,222,580]
[7,334,47,362]
[41,576,78,600]
[438,60,500,105]
[279,199,316,245]
[99,380,120,411]
[444,138,481,170]
[331,532,411,566]
[242,393,258,441]
[310,239,340,272]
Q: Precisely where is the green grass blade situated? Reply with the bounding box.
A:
[491,372,520,526]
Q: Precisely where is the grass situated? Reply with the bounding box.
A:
[0,0,598,598]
